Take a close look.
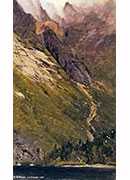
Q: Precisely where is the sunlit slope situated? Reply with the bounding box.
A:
[14,33,115,157]
[14,34,92,152]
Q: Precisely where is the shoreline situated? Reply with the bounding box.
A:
[59,163,116,169]
[14,163,116,170]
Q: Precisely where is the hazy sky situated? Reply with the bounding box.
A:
[17,0,110,20]
[42,0,108,15]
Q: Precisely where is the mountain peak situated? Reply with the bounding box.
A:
[64,2,77,14]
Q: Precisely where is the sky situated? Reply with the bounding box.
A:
[17,0,111,20]
[42,0,108,15]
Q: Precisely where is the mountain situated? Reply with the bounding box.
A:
[62,1,116,89]
[64,2,77,15]
[13,0,35,38]
[43,29,91,85]
[13,0,50,51]
[13,0,116,165]
[62,2,85,27]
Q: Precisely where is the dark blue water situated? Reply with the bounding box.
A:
[13,166,116,180]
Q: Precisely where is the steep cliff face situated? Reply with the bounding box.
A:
[14,0,35,38]
[13,0,46,50]
[43,29,91,85]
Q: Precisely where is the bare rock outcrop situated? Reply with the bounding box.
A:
[43,29,91,85]
[14,131,43,164]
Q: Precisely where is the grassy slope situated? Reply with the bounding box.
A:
[14,34,92,152]
[14,33,115,162]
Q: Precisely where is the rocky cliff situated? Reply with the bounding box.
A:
[43,29,91,85]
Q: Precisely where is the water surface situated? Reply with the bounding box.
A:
[14,166,116,180]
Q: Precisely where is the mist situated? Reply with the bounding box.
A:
[16,0,114,20]
[41,0,110,16]
[16,0,44,20]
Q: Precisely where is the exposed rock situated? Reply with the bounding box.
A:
[64,2,77,16]
[43,29,91,85]
[13,0,35,39]
[62,2,85,27]
[13,0,46,50]
[14,131,43,164]
[13,34,62,87]
[15,91,25,99]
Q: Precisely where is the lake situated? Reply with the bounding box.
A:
[13,166,116,180]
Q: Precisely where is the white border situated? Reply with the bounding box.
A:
[117,0,130,179]
[0,0,130,179]
[0,0,13,179]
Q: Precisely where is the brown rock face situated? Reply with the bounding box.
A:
[43,29,91,85]
[35,20,64,37]
[13,0,48,50]
[14,131,43,163]
[13,0,35,38]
